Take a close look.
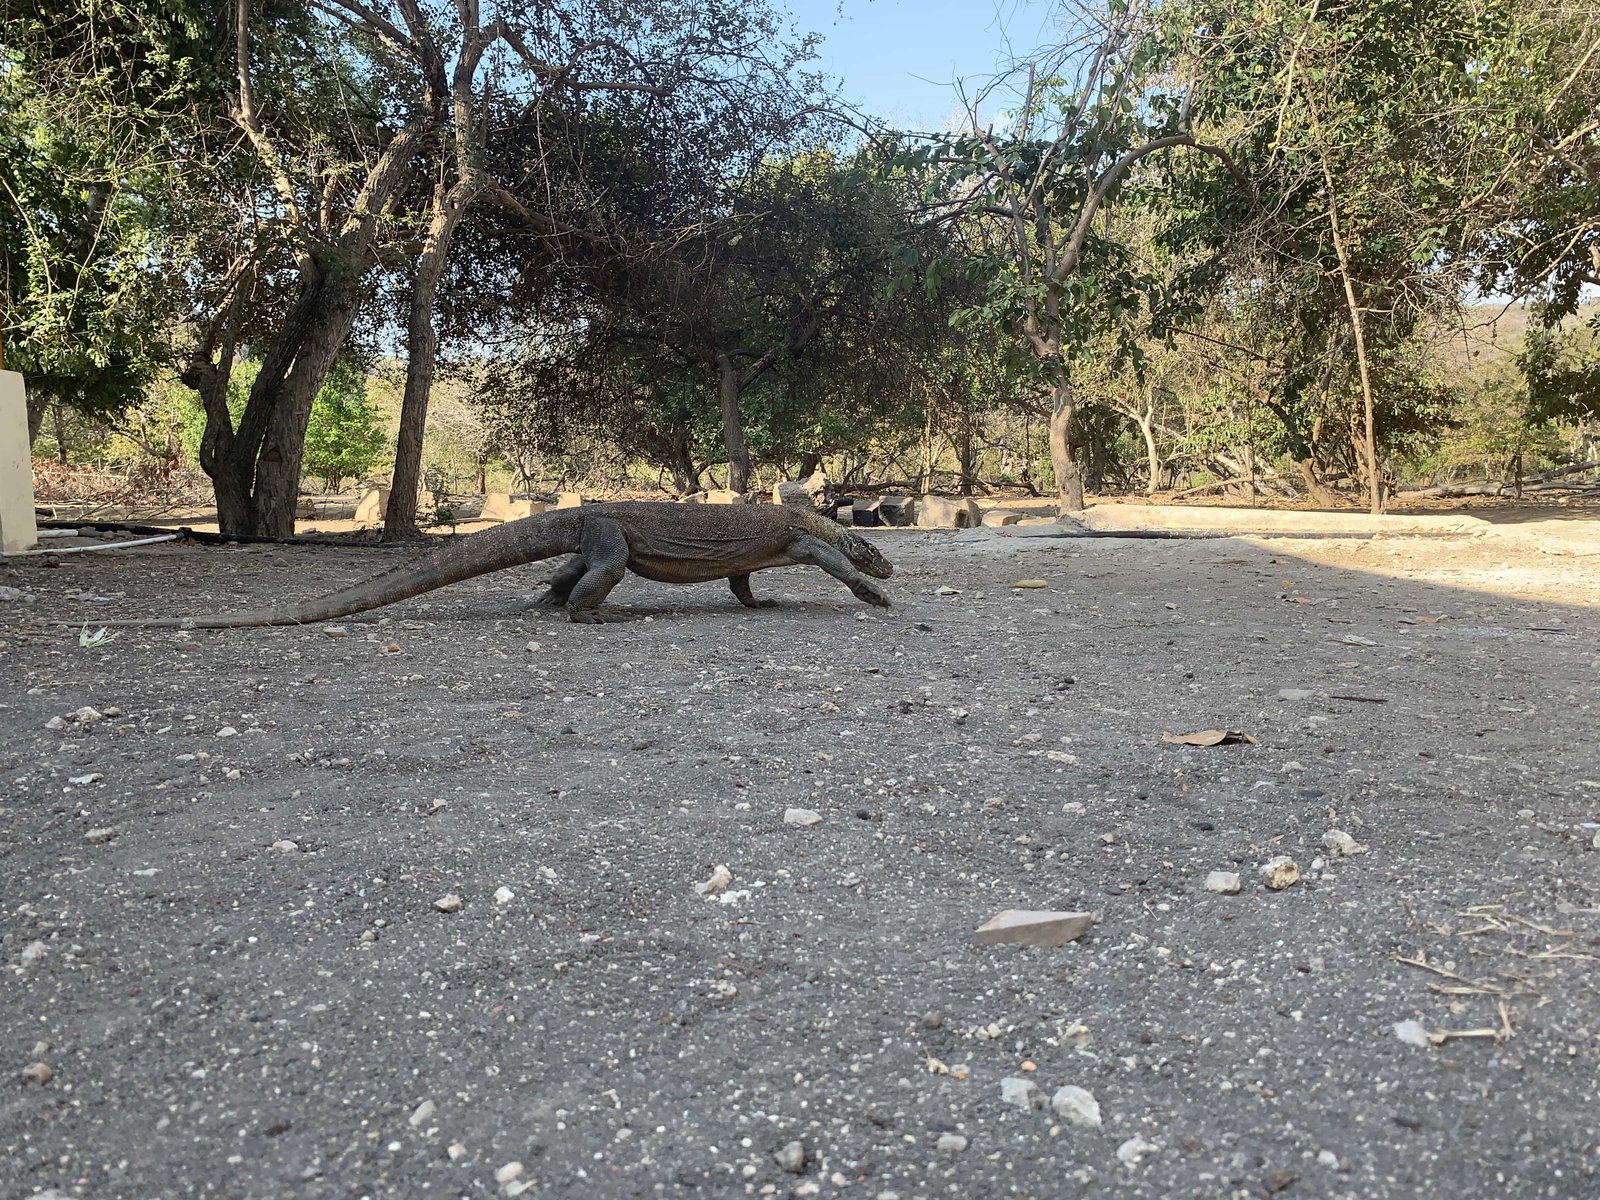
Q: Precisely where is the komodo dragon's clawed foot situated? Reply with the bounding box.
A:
[853,583,891,608]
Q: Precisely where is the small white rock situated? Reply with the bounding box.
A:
[84,827,117,844]
[493,886,515,905]
[494,1161,524,1184]
[408,1099,435,1127]
[999,1076,1042,1110]
[1204,871,1242,895]
[1117,1135,1155,1166]
[20,940,47,968]
[447,1141,466,1160]
[216,726,238,738]
[695,864,733,896]
[271,840,299,853]
[44,715,67,731]
[434,893,464,913]
[1050,1084,1102,1127]
[1322,829,1366,856]
[73,706,103,723]
[774,1140,807,1172]
[1317,1149,1340,1168]
[1393,1019,1431,1048]
[784,807,824,827]
[68,772,102,785]
[1259,856,1300,890]
[935,1132,968,1152]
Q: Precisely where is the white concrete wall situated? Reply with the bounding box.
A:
[0,370,38,553]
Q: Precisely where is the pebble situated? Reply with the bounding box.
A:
[21,1061,53,1085]
[973,909,1093,947]
[1116,1135,1155,1166]
[494,886,515,905]
[73,706,103,723]
[922,1012,942,1030]
[448,1141,466,1160]
[935,1132,968,1152]
[695,864,733,896]
[999,1075,1043,1110]
[434,893,464,913]
[1278,688,1317,701]
[0,585,35,603]
[774,1140,807,1173]
[1204,871,1241,895]
[1050,1084,1102,1127]
[1393,1019,1432,1048]
[409,1099,435,1127]
[360,930,378,943]
[20,940,47,967]
[1317,1150,1340,1169]
[784,807,824,827]
[44,716,66,731]
[271,840,299,852]
[324,625,349,638]
[495,1161,524,1184]
[216,726,238,738]
[1259,856,1300,889]
[1322,829,1366,856]
[84,827,117,844]
[68,772,102,785]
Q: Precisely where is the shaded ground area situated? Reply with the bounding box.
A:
[2,526,1599,1200]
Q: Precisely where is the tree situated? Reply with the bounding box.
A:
[903,4,1251,512]
[0,0,207,440]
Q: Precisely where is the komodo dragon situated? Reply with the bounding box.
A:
[92,501,894,629]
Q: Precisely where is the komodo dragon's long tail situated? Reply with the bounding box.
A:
[86,511,584,629]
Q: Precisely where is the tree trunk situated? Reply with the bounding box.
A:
[248,288,360,538]
[1048,381,1084,513]
[957,416,975,496]
[715,353,751,494]
[798,450,821,479]
[1138,411,1162,494]
[385,176,478,539]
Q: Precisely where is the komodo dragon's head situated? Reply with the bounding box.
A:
[796,510,893,579]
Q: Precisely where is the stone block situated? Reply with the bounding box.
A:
[915,495,981,529]
[482,493,544,522]
[353,485,389,526]
[773,471,834,511]
[981,508,1026,527]
[851,499,882,527]
[706,489,748,504]
[876,495,915,527]
[555,492,583,509]
[0,371,39,553]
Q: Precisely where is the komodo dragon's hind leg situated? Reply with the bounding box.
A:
[532,555,587,608]
[566,519,630,623]
[729,573,779,609]
[790,535,891,608]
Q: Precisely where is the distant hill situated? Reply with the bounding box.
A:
[1439,300,1600,372]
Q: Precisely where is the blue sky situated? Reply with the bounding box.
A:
[780,0,1060,130]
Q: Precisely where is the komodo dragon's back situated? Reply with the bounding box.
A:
[84,500,894,630]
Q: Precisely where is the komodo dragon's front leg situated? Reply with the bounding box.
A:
[790,535,892,608]
[728,573,779,609]
[532,555,588,608]
[564,518,631,623]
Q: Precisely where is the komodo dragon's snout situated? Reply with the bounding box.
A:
[841,529,893,580]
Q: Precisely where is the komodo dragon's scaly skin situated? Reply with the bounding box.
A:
[91,501,894,629]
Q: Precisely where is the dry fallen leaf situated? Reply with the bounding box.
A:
[1162,729,1259,747]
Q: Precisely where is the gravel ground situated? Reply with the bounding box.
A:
[2,525,1598,1200]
